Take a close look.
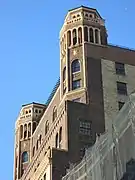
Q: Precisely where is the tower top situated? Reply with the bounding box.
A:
[60,6,105,38]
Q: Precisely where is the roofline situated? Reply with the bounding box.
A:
[68,5,102,19]
[22,102,46,107]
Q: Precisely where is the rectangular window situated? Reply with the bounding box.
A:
[72,79,81,90]
[118,101,125,110]
[117,82,127,95]
[79,121,91,136]
[115,62,125,75]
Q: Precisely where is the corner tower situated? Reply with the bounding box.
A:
[60,6,107,103]
[13,102,46,180]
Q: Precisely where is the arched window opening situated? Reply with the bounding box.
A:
[55,133,59,148]
[36,140,38,150]
[72,59,80,73]
[22,152,28,163]
[24,124,27,139]
[63,67,66,82]
[33,146,35,157]
[73,15,76,18]
[32,122,36,133]
[45,120,49,135]
[77,14,80,17]
[89,28,94,43]
[95,29,99,44]
[28,123,31,138]
[84,27,88,42]
[67,31,71,47]
[72,29,77,45]
[53,106,57,122]
[39,135,42,145]
[59,127,62,148]
[64,35,66,49]
[78,27,82,44]
[20,125,23,139]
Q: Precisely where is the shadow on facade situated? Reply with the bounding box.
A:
[121,158,135,180]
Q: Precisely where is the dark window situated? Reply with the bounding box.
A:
[33,122,36,133]
[20,125,23,139]
[44,173,46,180]
[72,29,77,45]
[72,59,80,73]
[53,106,57,122]
[35,109,38,113]
[118,101,125,110]
[28,123,31,138]
[45,121,49,135]
[84,27,88,41]
[89,28,94,43]
[117,82,127,95]
[95,29,99,44]
[63,67,66,82]
[39,110,41,113]
[72,80,81,90]
[39,135,42,145]
[59,127,62,148]
[78,27,82,44]
[115,62,125,75]
[36,140,38,150]
[22,152,28,163]
[24,124,27,139]
[55,133,59,148]
[79,121,91,136]
[33,146,35,157]
[67,31,71,47]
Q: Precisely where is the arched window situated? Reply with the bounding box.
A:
[59,127,62,148]
[24,124,27,139]
[36,140,38,150]
[53,106,57,122]
[20,125,23,139]
[22,152,28,163]
[72,59,80,73]
[33,146,35,157]
[84,27,88,42]
[78,27,82,44]
[95,29,99,44]
[45,120,49,135]
[63,67,66,82]
[32,122,36,133]
[67,31,71,47]
[39,135,42,145]
[55,133,59,148]
[89,28,94,43]
[28,123,31,138]
[72,29,77,45]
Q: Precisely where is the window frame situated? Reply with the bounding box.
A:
[115,62,125,75]
[72,79,81,90]
[117,82,127,95]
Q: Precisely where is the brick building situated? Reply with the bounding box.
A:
[13,6,135,180]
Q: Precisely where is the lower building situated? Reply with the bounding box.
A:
[62,93,135,180]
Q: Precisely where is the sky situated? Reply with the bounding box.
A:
[0,0,134,179]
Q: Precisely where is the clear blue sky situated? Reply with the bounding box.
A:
[0,0,134,179]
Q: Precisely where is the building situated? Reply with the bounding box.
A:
[62,93,135,180]
[13,6,135,180]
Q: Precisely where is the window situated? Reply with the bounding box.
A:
[33,146,35,157]
[115,62,125,75]
[28,123,31,138]
[67,31,71,47]
[53,106,57,122]
[95,29,99,44]
[20,125,23,139]
[59,127,62,148]
[45,121,49,135]
[79,121,91,136]
[63,67,66,82]
[84,27,88,42]
[36,140,38,150]
[39,135,42,145]
[72,59,80,73]
[73,29,77,45]
[118,101,125,110]
[89,28,94,43]
[55,133,59,148]
[33,122,36,133]
[35,109,38,113]
[72,80,81,90]
[78,27,82,44]
[44,173,46,180]
[39,110,41,113]
[24,124,27,139]
[117,82,127,95]
[22,152,28,163]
